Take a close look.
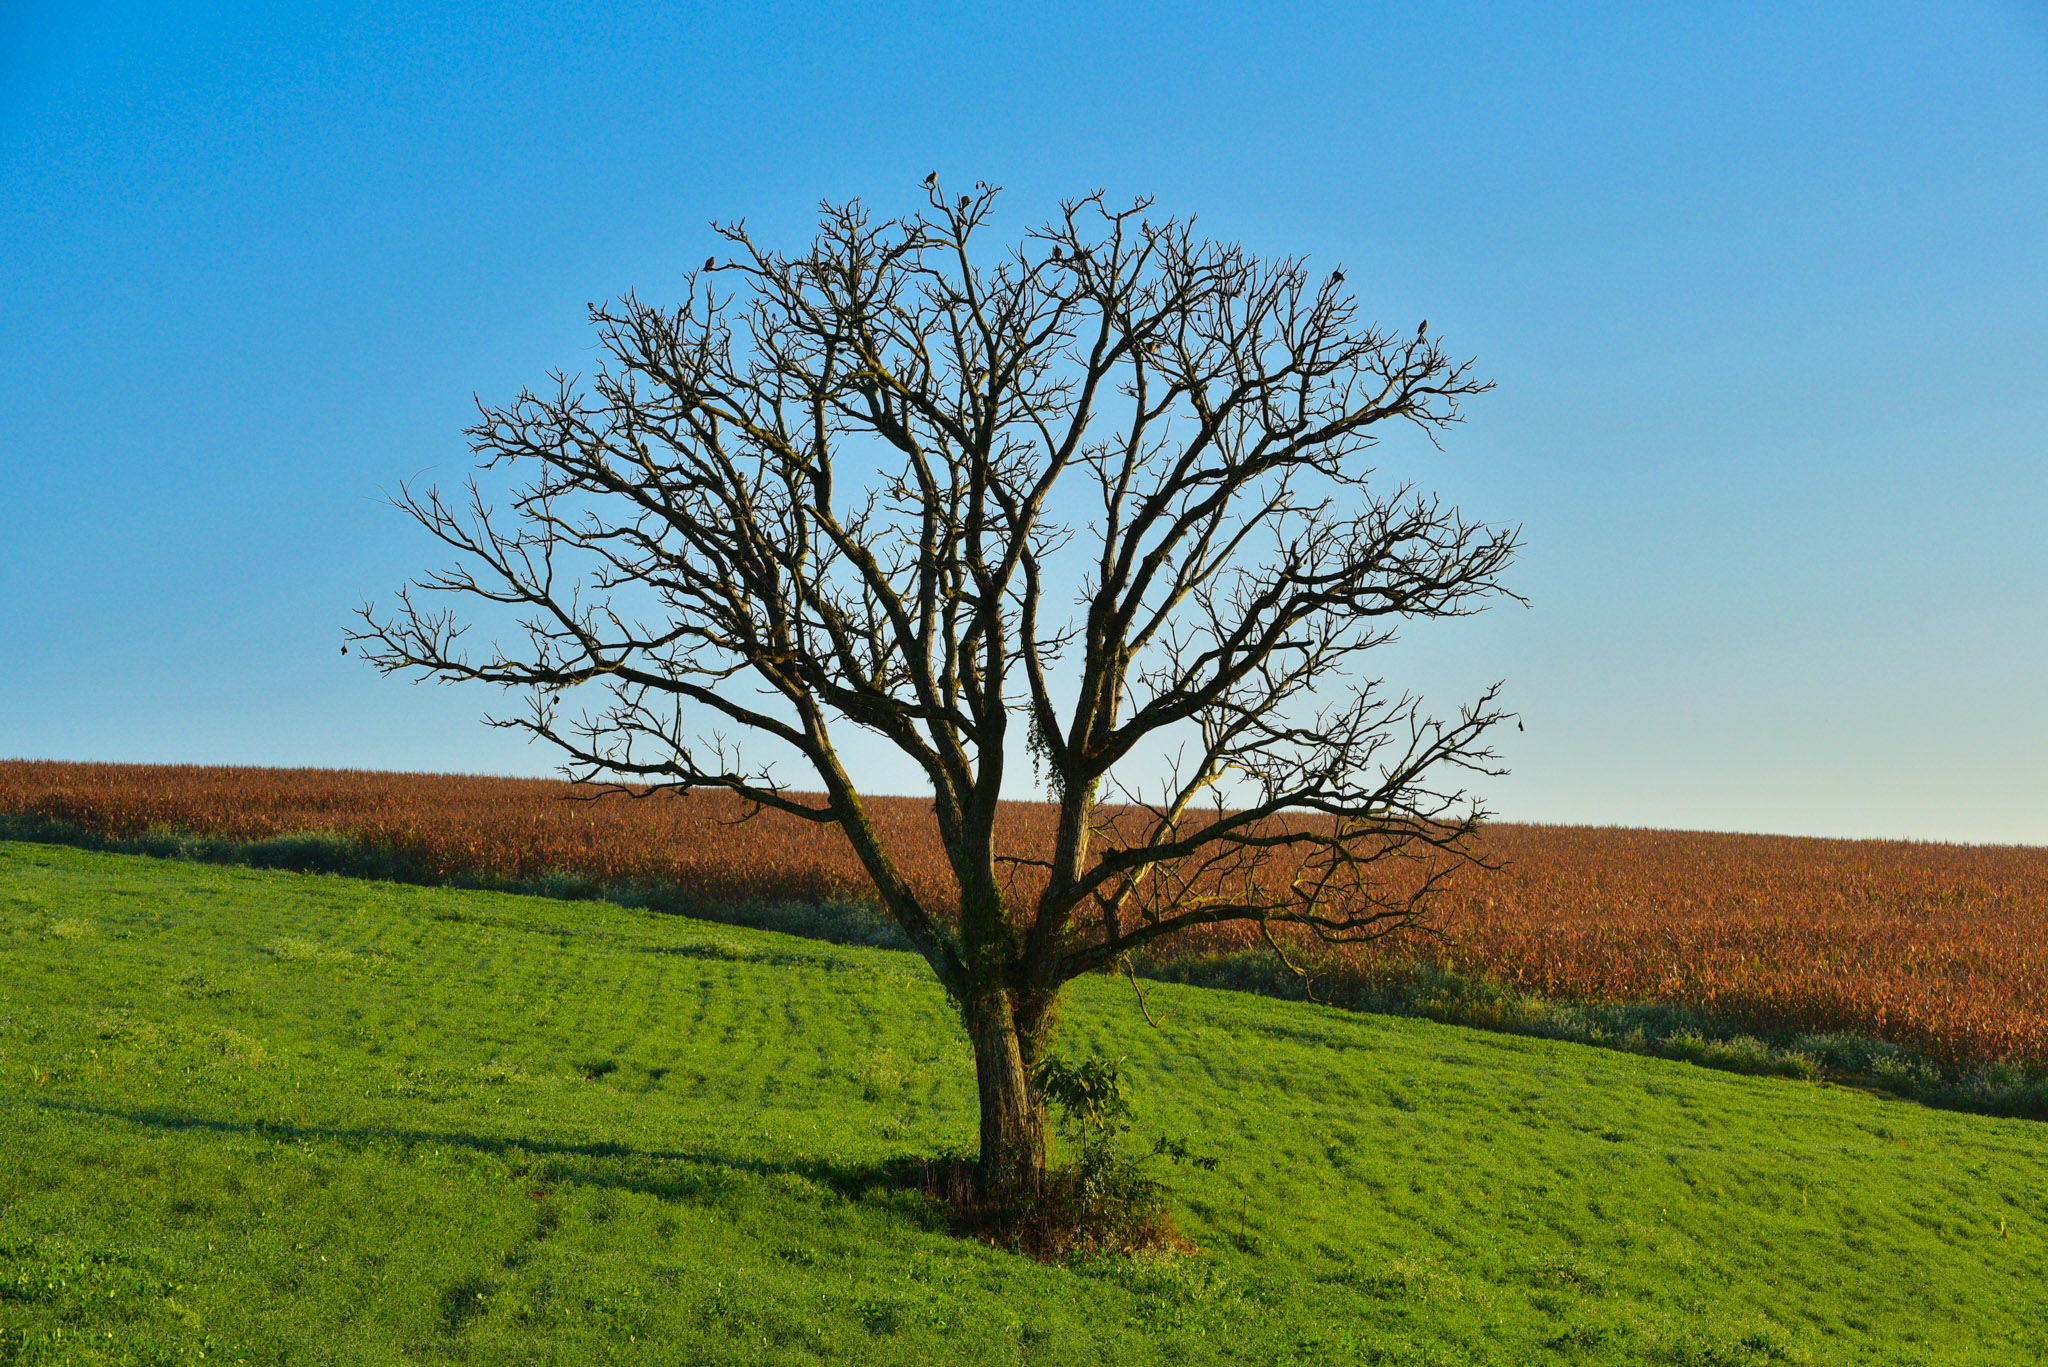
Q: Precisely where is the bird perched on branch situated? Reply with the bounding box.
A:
[704,257,715,271]
[924,171,937,188]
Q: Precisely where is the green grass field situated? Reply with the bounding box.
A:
[3,842,2044,1365]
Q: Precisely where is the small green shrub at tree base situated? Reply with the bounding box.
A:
[879,1054,1192,1261]
[995,1054,1186,1260]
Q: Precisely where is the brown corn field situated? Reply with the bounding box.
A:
[5,759,2044,1068]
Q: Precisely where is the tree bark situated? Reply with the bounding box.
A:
[968,987,1046,1203]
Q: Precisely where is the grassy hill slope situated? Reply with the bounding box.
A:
[2,842,2044,1365]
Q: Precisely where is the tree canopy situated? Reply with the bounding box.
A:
[357,182,1520,1204]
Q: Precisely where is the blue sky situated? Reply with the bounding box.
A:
[3,1,2043,843]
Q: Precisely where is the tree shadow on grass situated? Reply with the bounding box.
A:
[14,1095,946,1213]
[16,1098,1196,1262]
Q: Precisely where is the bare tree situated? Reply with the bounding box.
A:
[354,182,1518,1203]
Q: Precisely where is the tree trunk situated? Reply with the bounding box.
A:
[968,988,1046,1204]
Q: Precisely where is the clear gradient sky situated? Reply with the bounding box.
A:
[3,2,2044,843]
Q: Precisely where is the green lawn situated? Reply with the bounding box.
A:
[1,842,2043,1365]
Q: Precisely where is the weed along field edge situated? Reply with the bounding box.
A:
[3,841,2045,1363]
